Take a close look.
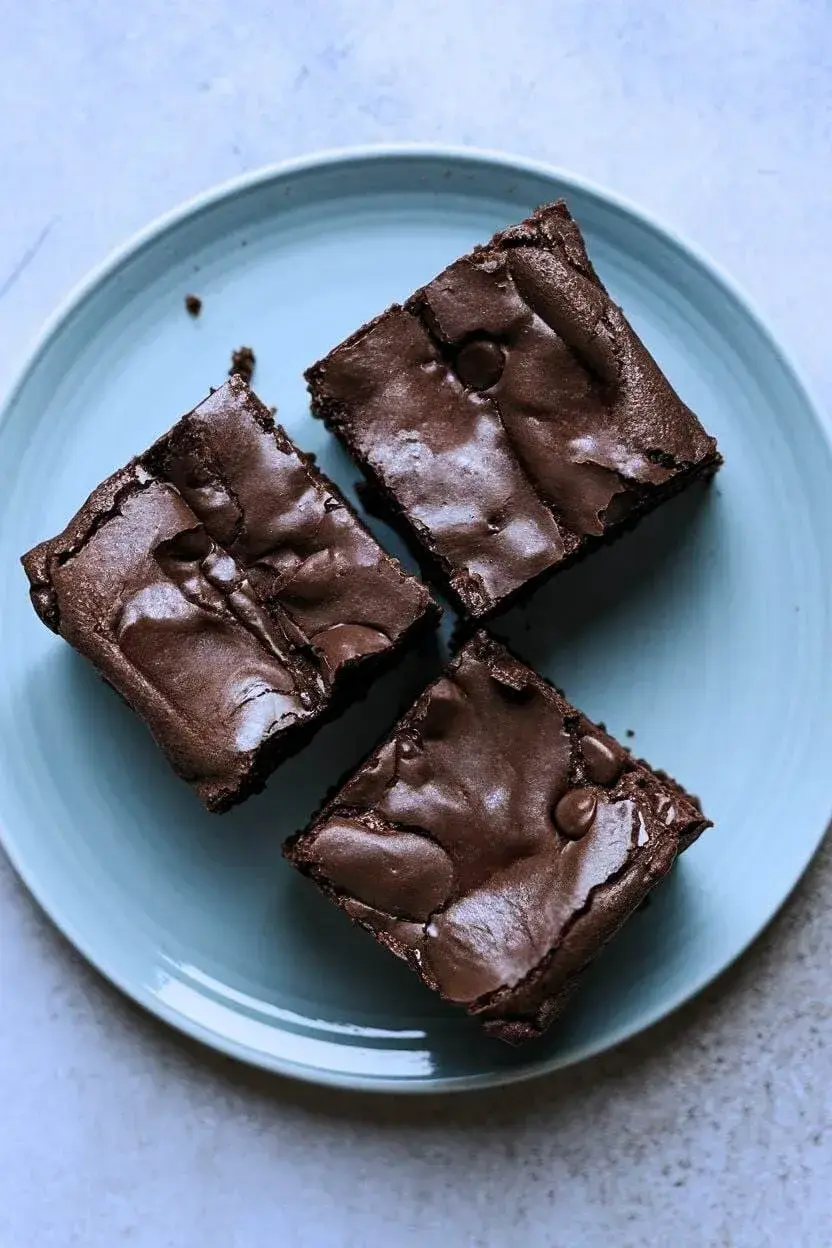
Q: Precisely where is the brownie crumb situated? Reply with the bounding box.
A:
[230,346,256,384]
[184,294,202,317]
[626,728,635,738]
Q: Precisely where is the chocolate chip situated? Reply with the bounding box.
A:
[454,338,505,390]
[202,550,240,588]
[580,733,625,786]
[184,294,202,317]
[554,788,597,839]
[308,819,454,922]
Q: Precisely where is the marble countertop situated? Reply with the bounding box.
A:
[1,3,830,1245]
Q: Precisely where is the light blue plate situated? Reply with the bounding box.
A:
[2,148,831,1093]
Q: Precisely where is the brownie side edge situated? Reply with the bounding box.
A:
[21,462,151,633]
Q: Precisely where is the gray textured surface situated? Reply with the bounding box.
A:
[1,2,831,1245]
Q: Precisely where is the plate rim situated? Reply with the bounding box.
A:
[2,143,831,1094]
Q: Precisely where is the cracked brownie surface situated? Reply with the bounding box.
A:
[285,633,710,1043]
[21,377,437,811]
[306,200,721,620]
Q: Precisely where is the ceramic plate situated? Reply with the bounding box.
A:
[1,148,830,1093]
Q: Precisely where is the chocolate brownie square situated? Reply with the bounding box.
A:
[22,377,438,811]
[285,633,710,1043]
[306,200,721,620]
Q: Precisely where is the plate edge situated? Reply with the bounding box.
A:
[2,143,831,1093]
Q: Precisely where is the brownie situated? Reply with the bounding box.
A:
[285,633,711,1043]
[306,200,721,620]
[21,377,438,812]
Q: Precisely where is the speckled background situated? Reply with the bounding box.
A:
[1,3,830,1245]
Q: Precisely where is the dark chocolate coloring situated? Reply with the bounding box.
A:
[285,633,711,1044]
[21,377,437,811]
[306,201,721,620]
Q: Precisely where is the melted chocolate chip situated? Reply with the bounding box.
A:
[202,550,242,589]
[307,818,454,922]
[454,338,505,390]
[553,788,597,839]
[580,733,626,786]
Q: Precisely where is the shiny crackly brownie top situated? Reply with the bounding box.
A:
[288,633,709,1038]
[307,200,719,617]
[142,378,433,679]
[21,378,434,810]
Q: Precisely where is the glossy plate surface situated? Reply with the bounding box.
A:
[1,148,830,1092]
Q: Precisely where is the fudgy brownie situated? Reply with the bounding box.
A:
[285,632,710,1043]
[306,200,721,620]
[22,377,438,811]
